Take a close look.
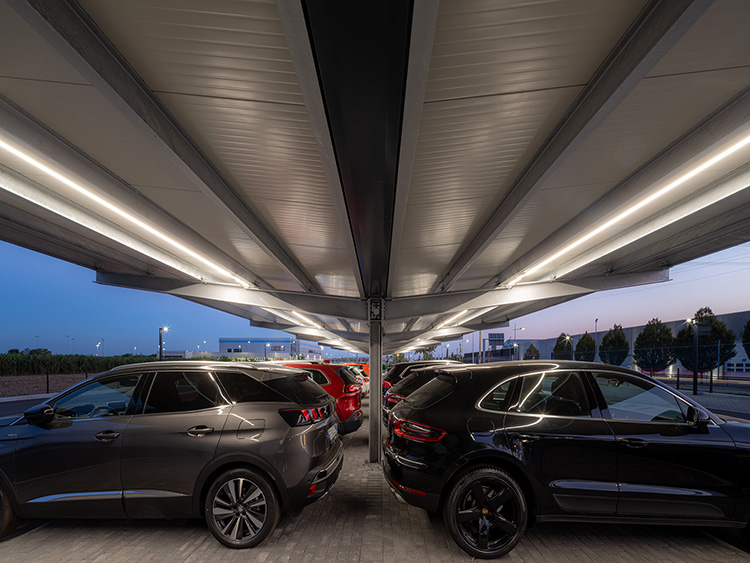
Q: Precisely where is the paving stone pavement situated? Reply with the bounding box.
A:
[1,402,750,562]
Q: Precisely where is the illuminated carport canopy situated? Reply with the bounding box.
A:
[1,0,750,460]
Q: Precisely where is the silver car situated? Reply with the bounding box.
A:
[0,361,343,549]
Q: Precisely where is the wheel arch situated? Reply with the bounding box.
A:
[440,452,539,525]
[193,452,289,517]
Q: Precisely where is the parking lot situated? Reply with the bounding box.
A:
[0,398,748,562]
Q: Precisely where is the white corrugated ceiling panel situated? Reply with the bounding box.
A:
[391,0,648,297]
[458,0,750,290]
[79,0,360,297]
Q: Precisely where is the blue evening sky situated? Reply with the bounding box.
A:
[2,239,749,356]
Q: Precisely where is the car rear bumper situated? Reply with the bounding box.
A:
[288,440,344,509]
[339,409,363,435]
[382,439,440,512]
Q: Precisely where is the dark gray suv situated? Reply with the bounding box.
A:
[0,361,343,549]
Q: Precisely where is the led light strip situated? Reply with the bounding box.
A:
[435,309,468,329]
[0,137,252,288]
[506,131,750,287]
[292,310,322,329]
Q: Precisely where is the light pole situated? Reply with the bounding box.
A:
[66,335,69,354]
[513,325,525,360]
[446,343,450,359]
[594,318,599,362]
[265,342,270,360]
[101,338,105,357]
[159,326,168,360]
[71,337,75,354]
[96,342,101,356]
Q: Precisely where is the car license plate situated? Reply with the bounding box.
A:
[327,424,338,442]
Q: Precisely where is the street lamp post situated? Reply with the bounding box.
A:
[513,325,525,360]
[595,318,599,362]
[159,326,168,360]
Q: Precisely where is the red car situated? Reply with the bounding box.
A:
[282,361,363,435]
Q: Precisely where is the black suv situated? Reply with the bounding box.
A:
[383,361,750,558]
[383,364,467,425]
[381,359,461,396]
[0,361,343,549]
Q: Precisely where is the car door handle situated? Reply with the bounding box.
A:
[619,437,648,448]
[94,430,121,442]
[187,425,214,437]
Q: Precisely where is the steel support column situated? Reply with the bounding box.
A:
[368,299,383,463]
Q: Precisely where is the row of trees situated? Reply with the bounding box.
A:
[0,348,160,376]
[527,307,748,373]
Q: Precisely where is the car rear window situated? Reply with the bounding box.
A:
[215,371,287,403]
[336,367,360,385]
[264,373,329,405]
[404,370,472,409]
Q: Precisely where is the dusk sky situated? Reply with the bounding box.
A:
[2,239,749,357]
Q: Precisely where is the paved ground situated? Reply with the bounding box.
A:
[1,400,750,562]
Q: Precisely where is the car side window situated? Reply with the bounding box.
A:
[593,373,685,423]
[511,371,592,417]
[479,379,514,412]
[215,371,285,403]
[305,369,330,386]
[52,373,144,420]
[144,371,225,414]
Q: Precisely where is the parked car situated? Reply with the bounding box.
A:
[383,360,750,559]
[281,361,363,434]
[0,361,343,549]
[382,364,466,424]
[381,359,462,396]
[346,365,370,397]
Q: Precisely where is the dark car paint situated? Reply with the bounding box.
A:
[0,361,343,523]
[383,361,750,530]
[382,365,469,424]
[381,360,462,395]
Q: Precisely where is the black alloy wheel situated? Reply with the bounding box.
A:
[0,483,19,540]
[444,466,527,559]
[205,468,280,549]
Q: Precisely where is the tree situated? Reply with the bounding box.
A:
[422,345,436,361]
[599,325,629,366]
[552,333,573,360]
[575,332,596,362]
[524,342,540,360]
[633,318,674,374]
[742,318,750,361]
[674,307,736,373]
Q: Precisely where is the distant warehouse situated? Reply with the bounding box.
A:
[218,337,322,360]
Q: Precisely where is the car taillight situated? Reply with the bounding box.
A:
[279,407,326,427]
[364,378,369,383]
[383,381,392,390]
[345,385,360,393]
[393,418,445,443]
[386,393,406,406]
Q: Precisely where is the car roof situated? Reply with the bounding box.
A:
[103,360,307,381]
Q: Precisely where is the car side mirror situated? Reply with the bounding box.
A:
[686,405,709,432]
[24,404,54,426]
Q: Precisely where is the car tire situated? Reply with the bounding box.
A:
[204,468,280,549]
[0,483,19,540]
[443,466,527,559]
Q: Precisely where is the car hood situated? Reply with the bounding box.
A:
[0,414,21,427]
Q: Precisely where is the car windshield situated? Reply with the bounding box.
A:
[265,374,329,405]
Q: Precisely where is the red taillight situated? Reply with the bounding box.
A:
[279,407,327,427]
[364,378,369,383]
[386,393,406,406]
[345,385,360,393]
[307,483,318,497]
[393,418,445,443]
